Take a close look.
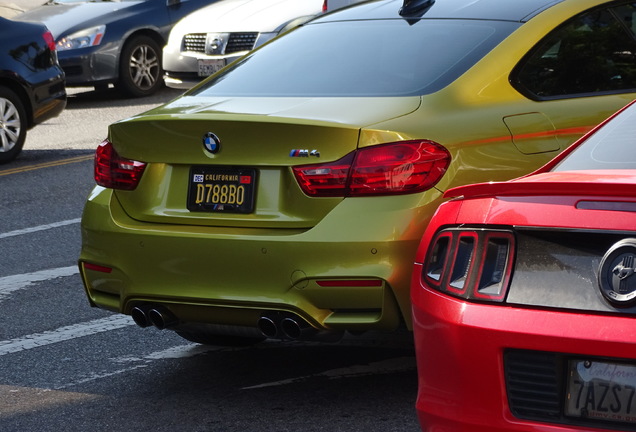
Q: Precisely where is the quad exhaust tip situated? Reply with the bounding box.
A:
[257,312,343,342]
[131,305,177,330]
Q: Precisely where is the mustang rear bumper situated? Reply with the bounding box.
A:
[411,269,636,432]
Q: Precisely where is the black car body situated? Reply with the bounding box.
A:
[0,17,66,163]
[16,0,220,97]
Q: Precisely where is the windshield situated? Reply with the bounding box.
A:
[191,18,519,97]
[554,103,636,171]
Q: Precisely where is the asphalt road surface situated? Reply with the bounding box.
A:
[0,87,420,431]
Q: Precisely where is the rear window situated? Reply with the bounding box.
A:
[554,103,636,171]
[191,19,519,97]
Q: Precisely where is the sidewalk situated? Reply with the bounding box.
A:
[0,2,25,18]
[1,0,43,18]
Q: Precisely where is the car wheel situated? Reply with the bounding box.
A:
[0,86,27,164]
[116,35,163,97]
[175,330,265,347]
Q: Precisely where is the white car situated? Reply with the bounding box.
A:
[163,0,325,89]
[323,0,365,10]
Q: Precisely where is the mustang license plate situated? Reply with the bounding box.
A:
[187,167,256,213]
[197,59,225,77]
[566,359,636,424]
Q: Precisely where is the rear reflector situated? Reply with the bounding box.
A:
[83,262,113,273]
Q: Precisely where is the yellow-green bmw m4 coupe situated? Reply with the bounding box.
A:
[79,0,636,346]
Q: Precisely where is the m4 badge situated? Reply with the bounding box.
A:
[289,149,320,157]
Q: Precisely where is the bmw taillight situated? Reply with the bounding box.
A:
[423,228,515,302]
[292,140,450,197]
[94,139,146,190]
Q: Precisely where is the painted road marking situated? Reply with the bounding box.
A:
[0,155,93,177]
[56,345,218,389]
[0,316,135,356]
[0,218,81,240]
[0,266,79,301]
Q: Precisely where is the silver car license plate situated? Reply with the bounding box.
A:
[566,359,636,424]
[197,59,225,77]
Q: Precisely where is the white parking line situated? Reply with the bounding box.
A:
[54,365,150,390]
[0,218,81,239]
[56,344,221,389]
[0,266,79,301]
[0,315,135,356]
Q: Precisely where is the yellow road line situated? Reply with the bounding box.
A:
[0,155,93,176]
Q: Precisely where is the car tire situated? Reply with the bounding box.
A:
[116,35,164,97]
[0,86,27,164]
[175,330,265,347]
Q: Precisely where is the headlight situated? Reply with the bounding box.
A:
[57,25,106,51]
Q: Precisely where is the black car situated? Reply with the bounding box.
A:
[0,17,66,163]
[16,0,220,97]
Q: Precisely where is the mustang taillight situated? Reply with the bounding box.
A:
[292,140,450,197]
[423,228,515,302]
[94,139,146,190]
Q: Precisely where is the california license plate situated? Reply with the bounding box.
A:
[566,359,636,424]
[197,59,225,77]
[187,167,256,213]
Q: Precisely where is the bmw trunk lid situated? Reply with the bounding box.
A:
[108,95,421,228]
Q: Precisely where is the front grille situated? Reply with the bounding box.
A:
[183,33,206,53]
[225,32,258,54]
[505,350,561,420]
[182,32,258,55]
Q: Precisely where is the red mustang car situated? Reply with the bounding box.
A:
[411,99,636,432]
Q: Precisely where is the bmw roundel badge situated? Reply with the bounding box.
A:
[202,132,221,154]
[598,238,636,307]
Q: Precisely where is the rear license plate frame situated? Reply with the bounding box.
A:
[565,358,636,425]
[187,166,256,214]
[197,58,226,77]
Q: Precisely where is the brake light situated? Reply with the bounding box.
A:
[292,140,450,197]
[423,228,515,302]
[94,139,146,190]
[322,0,328,12]
[42,30,56,51]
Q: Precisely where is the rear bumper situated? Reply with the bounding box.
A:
[79,186,442,334]
[411,270,636,432]
[30,68,66,126]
